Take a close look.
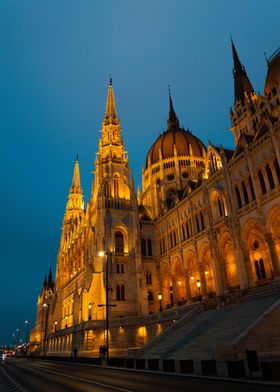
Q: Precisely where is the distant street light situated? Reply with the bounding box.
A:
[16,329,20,347]
[25,320,29,344]
[54,321,58,332]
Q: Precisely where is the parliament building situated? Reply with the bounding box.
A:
[30,42,280,358]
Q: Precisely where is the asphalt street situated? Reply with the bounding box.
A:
[0,358,279,392]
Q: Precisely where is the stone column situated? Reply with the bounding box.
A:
[184,269,192,302]
[171,276,179,305]
[233,247,249,290]
[213,258,226,296]
[198,264,207,297]
[265,233,280,277]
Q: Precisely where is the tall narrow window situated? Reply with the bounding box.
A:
[274,158,280,184]
[218,198,223,217]
[200,212,205,230]
[141,238,146,256]
[113,175,119,198]
[266,164,275,190]
[147,239,152,256]
[255,260,262,281]
[235,186,242,208]
[242,181,249,205]
[116,284,125,300]
[196,215,200,233]
[182,224,186,241]
[259,259,267,279]
[115,231,124,253]
[146,273,152,285]
[249,176,256,200]
[186,222,190,238]
[258,170,267,195]
[147,291,154,303]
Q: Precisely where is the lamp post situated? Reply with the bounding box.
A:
[16,329,20,347]
[25,320,29,344]
[88,303,92,320]
[43,303,49,357]
[98,250,116,365]
[54,321,58,332]
[196,280,201,296]
[158,293,163,312]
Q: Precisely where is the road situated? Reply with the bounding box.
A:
[0,358,278,392]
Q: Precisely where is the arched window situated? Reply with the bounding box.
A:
[258,170,267,195]
[255,259,267,281]
[116,284,125,300]
[274,158,280,184]
[115,231,124,253]
[147,291,154,303]
[235,186,242,208]
[113,175,119,198]
[147,239,152,256]
[248,176,256,201]
[217,198,223,217]
[196,215,200,233]
[242,181,249,205]
[141,238,146,256]
[266,164,275,190]
[182,224,186,241]
[200,212,205,230]
[146,273,152,285]
[186,222,190,238]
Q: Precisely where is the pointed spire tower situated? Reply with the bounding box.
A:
[167,88,180,132]
[231,39,255,104]
[64,156,84,224]
[93,78,134,203]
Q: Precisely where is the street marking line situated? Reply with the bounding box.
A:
[0,366,23,392]
[26,364,133,392]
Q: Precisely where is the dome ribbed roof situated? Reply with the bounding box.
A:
[146,128,206,167]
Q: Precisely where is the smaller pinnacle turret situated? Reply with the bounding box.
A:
[104,78,119,126]
[231,39,255,104]
[167,87,180,132]
[70,157,82,194]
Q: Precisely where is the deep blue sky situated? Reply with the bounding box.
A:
[0,0,279,346]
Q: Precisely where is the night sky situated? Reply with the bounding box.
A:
[0,0,279,346]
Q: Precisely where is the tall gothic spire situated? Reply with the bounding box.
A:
[70,156,82,194]
[231,39,255,104]
[167,88,180,132]
[103,78,119,126]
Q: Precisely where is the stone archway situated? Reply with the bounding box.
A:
[171,257,185,305]
[160,263,172,309]
[244,220,273,283]
[219,233,239,289]
[267,206,280,276]
[185,251,200,299]
[198,243,216,295]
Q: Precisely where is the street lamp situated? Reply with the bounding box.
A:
[16,329,20,347]
[25,320,29,344]
[43,303,49,357]
[98,250,116,365]
[158,293,163,312]
[196,280,201,296]
[54,321,58,332]
[88,303,92,320]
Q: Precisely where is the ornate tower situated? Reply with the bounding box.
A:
[230,40,260,145]
[89,79,146,316]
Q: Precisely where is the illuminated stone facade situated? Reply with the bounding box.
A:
[31,44,280,357]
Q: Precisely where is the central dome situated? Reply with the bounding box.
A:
[146,95,206,167]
